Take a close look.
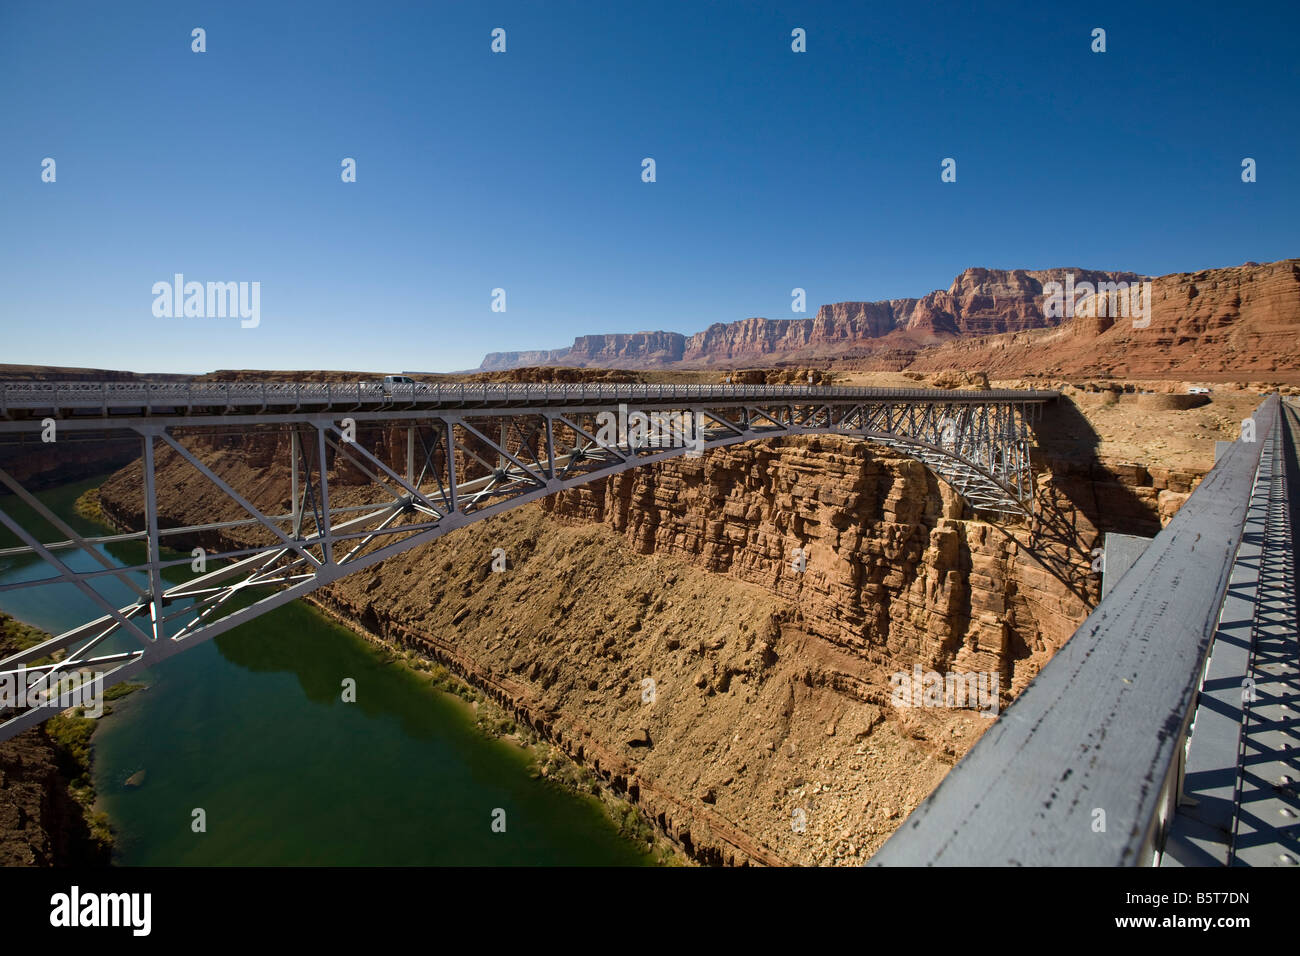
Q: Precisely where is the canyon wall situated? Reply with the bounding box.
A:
[476,260,1298,377]
[0,438,140,493]
[0,615,109,866]
[0,724,88,866]
[905,259,1300,379]
[476,267,1144,370]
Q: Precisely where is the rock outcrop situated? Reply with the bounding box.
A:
[478,348,583,371]
[476,260,1298,378]
[476,267,1147,370]
[905,259,1300,379]
[0,614,110,866]
[0,726,82,866]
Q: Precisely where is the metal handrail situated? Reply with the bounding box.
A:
[0,379,1061,412]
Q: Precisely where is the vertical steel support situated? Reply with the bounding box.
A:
[406,426,415,486]
[544,415,556,481]
[290,426,301,537]
[444,422,458,514]
[141,430,164,641]
[315,424,333,565]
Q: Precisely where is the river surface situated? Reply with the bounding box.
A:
[0,476,651,865]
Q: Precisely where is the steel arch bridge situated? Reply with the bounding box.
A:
[0,380,1056,742]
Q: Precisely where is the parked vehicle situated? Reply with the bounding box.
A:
[380,374,416,395]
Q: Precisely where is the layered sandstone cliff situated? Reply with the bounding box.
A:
[905,259,1300,379]
[476,260,1297,378]
[476,267,1145,370]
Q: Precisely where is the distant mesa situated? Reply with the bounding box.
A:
[477,259,1300,379]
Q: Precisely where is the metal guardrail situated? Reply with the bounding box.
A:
[1162,400,1300,866]
[871,395,1282,866]
[0,380,1060,416]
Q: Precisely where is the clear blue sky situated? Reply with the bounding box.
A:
[2,0,1296,374]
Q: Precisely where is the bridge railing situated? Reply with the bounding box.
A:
[0,379,1059,414]
[870,395,1281,866]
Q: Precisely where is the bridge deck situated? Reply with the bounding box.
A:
[0,380,1058,428]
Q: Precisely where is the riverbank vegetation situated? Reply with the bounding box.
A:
[45,696,125,853]
[73,486,105,524]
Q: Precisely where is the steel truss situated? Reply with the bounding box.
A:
[0,385,1051,741]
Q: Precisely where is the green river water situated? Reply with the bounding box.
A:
[0,476,652,865]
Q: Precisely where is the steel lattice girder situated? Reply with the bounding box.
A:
[0,392,1048,741]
